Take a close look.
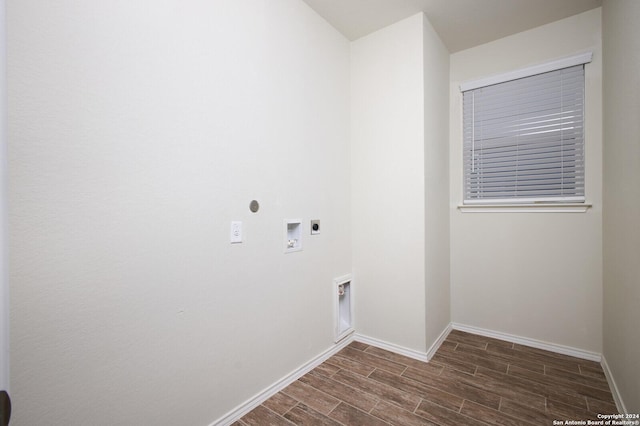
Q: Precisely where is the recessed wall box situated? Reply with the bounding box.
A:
[284,219,302,253]
[334,274,354,342]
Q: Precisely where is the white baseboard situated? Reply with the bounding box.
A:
[600,354,627,414]
[354,323,452,362]
[211,335,354,426]
[426,323,453,360]
[354,333,429,362]
[451,323,602,362]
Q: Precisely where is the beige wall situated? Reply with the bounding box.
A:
[351,13,427,352]
[602,0,640,413]
[8,0,630,423]
[8,1,351,424]
[449,8,603,352]
[350,13,450,354]
[0,0,7,393]
[423,16,451,350]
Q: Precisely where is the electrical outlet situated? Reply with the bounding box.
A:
[311,219,320,235]
[230,221,242,243]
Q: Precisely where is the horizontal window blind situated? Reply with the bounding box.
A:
[463,64,585,204]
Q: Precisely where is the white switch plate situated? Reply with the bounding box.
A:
[230,221,242,243]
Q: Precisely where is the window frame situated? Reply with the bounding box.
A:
[459,52,592,208]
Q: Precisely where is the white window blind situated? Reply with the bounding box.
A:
[463,64,586,204]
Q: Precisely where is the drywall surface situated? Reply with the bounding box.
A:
[602,0,640,413]
[450,8,603,352]
[351,13,427,352]
[422,14,451,349]
[7,1,351,424]
[0,0,7,394]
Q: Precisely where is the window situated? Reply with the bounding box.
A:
[461,54,591,204]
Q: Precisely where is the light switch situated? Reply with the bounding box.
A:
[230,221,242,244]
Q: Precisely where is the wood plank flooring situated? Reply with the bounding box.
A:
[235,330,617,425]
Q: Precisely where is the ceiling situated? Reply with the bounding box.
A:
[301,0,602,53]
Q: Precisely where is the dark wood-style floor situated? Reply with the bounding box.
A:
[235,330,617,425]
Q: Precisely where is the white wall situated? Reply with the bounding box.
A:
[351,13,427,352]
[7,0,618,423]
[450,8,603,352]
[422,16,450,349]
[0,0,7,395]
[7,1,351,425]
[602,0,640,413]
[351,12,450,354]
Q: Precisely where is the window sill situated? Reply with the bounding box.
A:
[457,203,592,213]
